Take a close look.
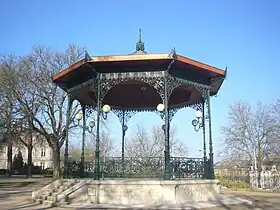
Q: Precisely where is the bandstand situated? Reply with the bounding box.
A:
[34,31,227,206]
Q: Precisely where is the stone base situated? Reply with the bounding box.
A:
[65,195,252,209]
[32,179,221,206]
[86,179,220,205]
[48,179,219,205]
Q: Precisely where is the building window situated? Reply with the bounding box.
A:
[40,162,45,169]
[41,148,46,157]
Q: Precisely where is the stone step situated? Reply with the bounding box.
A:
[58,201,69,206]
[35,199,42,204]
[56,189,64,194]
[63,183,73,188]
[43,200,55,207]
[59,186,68,190]
[65,181,76,186]
[51,192,60,197]
[45,191,52,196]
[47,196,56,201]
[39,195,48,200]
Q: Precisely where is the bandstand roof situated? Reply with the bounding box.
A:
[53,32,226,110]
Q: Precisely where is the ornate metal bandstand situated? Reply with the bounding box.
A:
[52,30,226,181]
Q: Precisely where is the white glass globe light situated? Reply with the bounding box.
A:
[157,103,165,112]
[195,110,202,119]
[102,104,111,113]
[75,112,83,121]
[89,121,95,128]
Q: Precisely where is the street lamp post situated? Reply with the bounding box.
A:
[157,103,171,180]
[191,110,203,131]
[74,111,95,178]
[74,103,111,179]
[95,103,111,180]
[191,109,209,179]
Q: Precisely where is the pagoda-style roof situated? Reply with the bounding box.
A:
[53,31,226,109]
[53,53,226,108]
[53,53,225,92]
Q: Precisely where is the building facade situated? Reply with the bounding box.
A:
[0,140,53,170]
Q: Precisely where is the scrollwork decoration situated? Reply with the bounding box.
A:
[99,71,165,103]
[166,74,210,101]
[111,109,138,125]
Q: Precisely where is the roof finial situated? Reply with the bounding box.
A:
[134,29,147,54]
[139,29,142,42]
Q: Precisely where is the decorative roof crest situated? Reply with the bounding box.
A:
[133,29,147,54]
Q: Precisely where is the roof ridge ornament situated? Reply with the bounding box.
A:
[224,66,228,79]
[168,47,177,59]
[84,50,91,61]
[133,29,147,54]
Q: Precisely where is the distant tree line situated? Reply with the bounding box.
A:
[221,100,280,187]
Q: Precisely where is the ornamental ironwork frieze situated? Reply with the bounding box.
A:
[99,71,166,102]
[111,109,138,125]
[166,74,210,100]
[67,78,95,94]
[166,103,203,123]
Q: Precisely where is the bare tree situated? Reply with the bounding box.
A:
[0,45,84,179]
[86,129,115,160]
[0,54,19,176]
[68,128,115,162]
[125,124,188,158]
[221,101,276,186]
[1,54,47,177]
[269,98,280,160]
[68,144,82,162]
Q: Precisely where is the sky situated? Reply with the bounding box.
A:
[1,0,280,161]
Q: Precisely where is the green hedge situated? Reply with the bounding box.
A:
[41,168,54,178]
[215,172,249,189]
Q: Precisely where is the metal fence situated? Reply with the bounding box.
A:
[68,157,205,179]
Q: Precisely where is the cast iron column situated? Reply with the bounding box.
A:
[202,101,207,179]
[121,110,125,165]
[207,91,215,179]
[164,73,170,180]
[80,104,86,178]
[94,73,101,180]
[64,95,74,178]
[121,110,126,177]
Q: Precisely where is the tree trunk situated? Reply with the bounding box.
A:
[6,101,13,177]
[27,146,32,178]
[6,141,13,176]
[257,167,261,188]
[52,143,61,180]
[257,140,262,188]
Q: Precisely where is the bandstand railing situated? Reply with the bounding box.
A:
[67,157,207,179]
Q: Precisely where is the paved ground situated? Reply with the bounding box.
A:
[213,189,280,209]
[0,178,279,209]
